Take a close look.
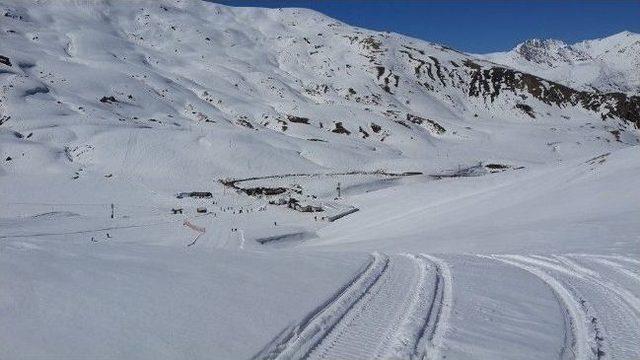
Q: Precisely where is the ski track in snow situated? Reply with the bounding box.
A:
[418,254,453,360]
[255,253,452,360]
[490,255,590,360]
[253,252,389,360]
[491,254,640,360]
[555,256,640,315]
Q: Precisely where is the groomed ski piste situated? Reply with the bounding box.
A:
[3,151,638,360]
[1,1,639,359]
[254,253,451,360]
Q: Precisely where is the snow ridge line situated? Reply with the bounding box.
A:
[417,254,453,360]
[490,255,592,360]
[252,252,389,360]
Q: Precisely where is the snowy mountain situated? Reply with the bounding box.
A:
[1,0,638,185]
[1,1,639,359]
[481,31,640,94]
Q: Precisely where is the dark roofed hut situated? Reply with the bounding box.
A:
[177,191,213,199]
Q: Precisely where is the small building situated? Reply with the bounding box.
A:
[296,204,324,213]
[287,197,299,209]
[268,197,288,205]
[177,191,213,199]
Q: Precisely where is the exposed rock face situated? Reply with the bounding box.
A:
[397,45,640,128]
[0,55,11,67]
[464,62,640,127]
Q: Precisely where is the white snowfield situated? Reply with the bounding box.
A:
[0,1,639,359]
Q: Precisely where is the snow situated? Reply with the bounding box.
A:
[0,237,367,359]
[1,0,639,359]
[480,31,640,94]
[313,146,640,255]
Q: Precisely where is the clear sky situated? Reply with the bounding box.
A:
[215,1,640,53]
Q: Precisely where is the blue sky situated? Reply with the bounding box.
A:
[215,1,640,53]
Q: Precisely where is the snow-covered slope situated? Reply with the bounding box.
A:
[314,146,640,254]
[1,0,639,193]
[1,1,639,359]
[481,31,640,94]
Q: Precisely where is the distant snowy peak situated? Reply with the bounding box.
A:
[497,31,639,67]
[482,31,640,94]
[575,31,640,59]
[514,38,591,66]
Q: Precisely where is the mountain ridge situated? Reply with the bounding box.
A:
[0,0,638,188]
[480,31,640,94]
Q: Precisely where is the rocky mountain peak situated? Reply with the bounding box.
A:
[514,38,591,66]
